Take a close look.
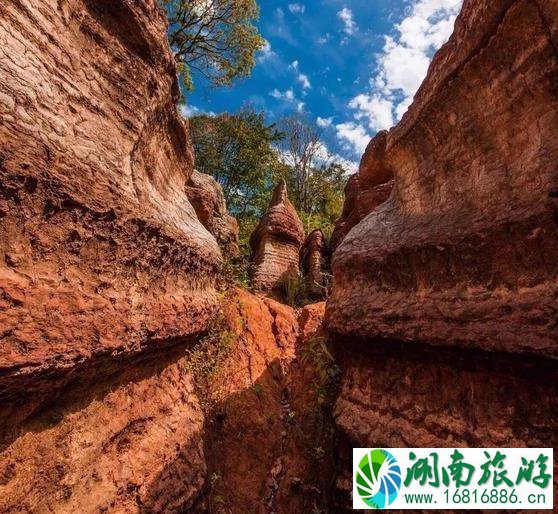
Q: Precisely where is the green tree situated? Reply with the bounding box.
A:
[189,109,348,255]
[276,114,347,237]
[162,0,264,91]
[298,162,346,238]
[189,108,283,252]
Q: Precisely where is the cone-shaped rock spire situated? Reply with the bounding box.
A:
[249,179,305,293]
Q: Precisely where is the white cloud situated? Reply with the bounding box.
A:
[331,155,359,174]
[316,116,334,128]
[317,33,331,45]
[348,0,462,133]
[298,73,311,89]
[180,104,215,118]
[288,3,305,14]
[335,122,371,155]
[337,7,357,36]
[289,60,311,89]
[278,140,358,175]
[349,94,394,131]
[258,40,275,62]
[315,141,359,174]
[269,88,295,101]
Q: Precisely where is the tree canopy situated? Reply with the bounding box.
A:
[189,108,284,251]
[189,110,348,254]
[162,0,264,91]
[275,114,346,236]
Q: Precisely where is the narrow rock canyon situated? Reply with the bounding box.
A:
[0,0,557,512]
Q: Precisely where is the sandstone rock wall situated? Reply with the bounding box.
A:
[328,0,558,357]
[328,1,558,509]
[332,338,558,510]
[250,179,305,294]
[0,0,224,510]
[0,0,221,415]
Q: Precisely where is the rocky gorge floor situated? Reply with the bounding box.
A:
[1,0,557,512]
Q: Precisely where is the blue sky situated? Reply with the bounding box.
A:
[182,0,463,171]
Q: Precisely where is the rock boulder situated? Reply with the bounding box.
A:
[186,170,240,258]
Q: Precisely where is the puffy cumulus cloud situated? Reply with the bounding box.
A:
[335,122,371,156]
[288,3,305,14]
[349,94,394,131]
[337,7,357,36]
[269,88,295,101]
[348,0,462,133]
[269,88,304,112]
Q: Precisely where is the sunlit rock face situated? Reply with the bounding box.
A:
[328,0,558,357]
[249,179,305,294]
[329,1,558,509]
[0,0,222,510]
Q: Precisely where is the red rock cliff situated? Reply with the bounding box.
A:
[328,0,558,357]
[327,0,558,508]
[0,0,222,510]
[0,0,224,399]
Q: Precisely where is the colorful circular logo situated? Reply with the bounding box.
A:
[356,449,402,509]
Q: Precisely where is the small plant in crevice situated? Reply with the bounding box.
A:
[295,333,341,509]
[208,472,228,514]
[281,273,307,307]
[183,308,237,408]
[221,256,251,291]
[300,336,341,403]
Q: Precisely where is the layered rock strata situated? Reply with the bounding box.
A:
[332,338,558,510]
[250,179,305,294]
[0,0,221,510]
[328,0,558,509]
[300,229,329,299]
[328,0,558,357]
